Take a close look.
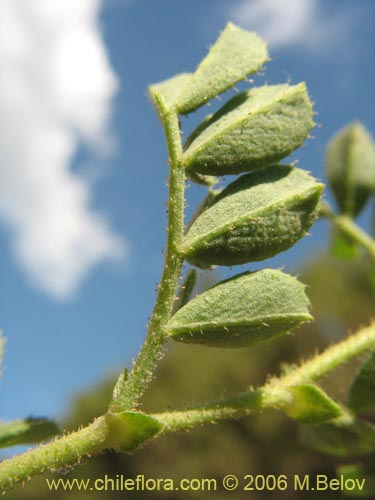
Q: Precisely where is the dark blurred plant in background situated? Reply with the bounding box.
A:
[5,251,374,500]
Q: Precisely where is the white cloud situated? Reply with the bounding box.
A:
[230,0,355,52]
[0,0,126,299]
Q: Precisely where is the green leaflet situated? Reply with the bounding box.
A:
[176,23,269,115]
[326,122,375,217]
[348,351,375,414]
[166,269,312,348]
[300,419,375,458]
[181,165,323,268]
[284,384,344,423]
[149,73,192,114]
[105,412,162,452]
[0,418,59,449]
[183,83,314,175]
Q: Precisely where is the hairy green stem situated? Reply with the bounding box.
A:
[0,417,110,491]
[1,325,373,491]
[0,99,187,492]
[268,323,375,388]
[320,202,375,261]
[111,106,185,412]
[155,323,375,432]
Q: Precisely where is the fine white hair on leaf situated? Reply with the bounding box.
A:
[0,0,126,299]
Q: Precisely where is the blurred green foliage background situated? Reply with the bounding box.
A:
[5,251,375,499]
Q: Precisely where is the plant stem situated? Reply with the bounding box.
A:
[0,417,110,491]
[156,323,375,432]
[0,98,187,492]
[111,106,185,412]
[268,323,375,388]
[1,324,373,490]
[320,202,375,261]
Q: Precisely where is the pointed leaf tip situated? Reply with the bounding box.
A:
[166,269,312,348]
[176,23,269,115]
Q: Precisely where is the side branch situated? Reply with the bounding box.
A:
[1,324,373,490]
[155,323,375,432]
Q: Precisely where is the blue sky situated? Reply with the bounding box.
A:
[0,0,374,424]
